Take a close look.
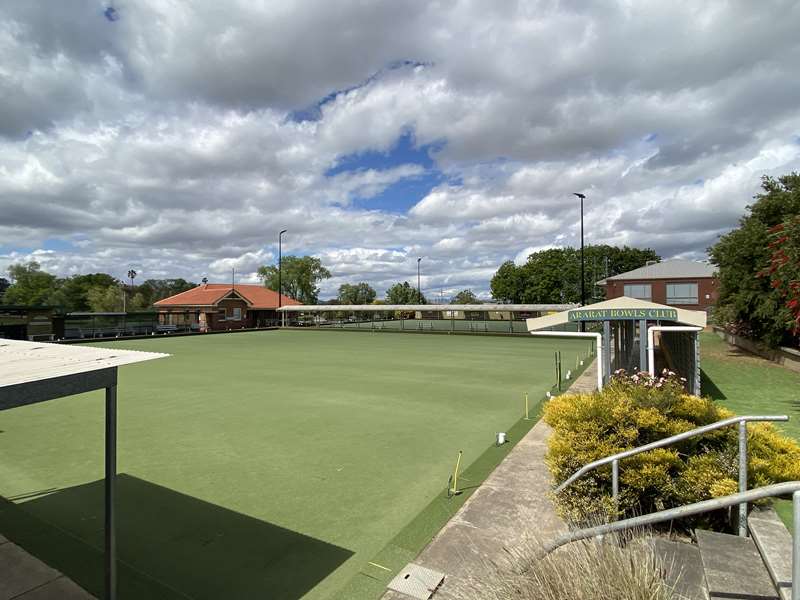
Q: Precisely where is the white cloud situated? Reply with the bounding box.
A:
[1,1,800,297]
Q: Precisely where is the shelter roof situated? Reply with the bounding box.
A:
[277,304,576,312]
[525,296,707,331]
[0,339,167,389]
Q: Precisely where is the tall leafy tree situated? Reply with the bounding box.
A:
[337,282,376,304]
[86,285,124,312]
[134,279,197,308]
[257,255,331,304]
[490,261,524,303]
[710,173,800,346]
[385,281,426,304]
[490,245,659,304]
[0,277,9,301]
[3,262,59,306]
[451,289,480,304]
[48,273,119,311]
[764,216,800,338]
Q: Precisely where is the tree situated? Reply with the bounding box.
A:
[764,217,800,338]
[490,261,524,303]
[710,173,800,347]
[451,289,480,304]
[490,245,659,304]
[134,279,197,308]
[48,273,118,312]
[3,262,59,306]
[337,282,376,304]
[86,284,124,312]
[385,281,426,304]
[0,277,9,302]
[257,255,331,304]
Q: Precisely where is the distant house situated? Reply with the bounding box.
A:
[597,259,718,311]
[154,284,299,331]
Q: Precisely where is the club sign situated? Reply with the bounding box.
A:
[568,308,678,322]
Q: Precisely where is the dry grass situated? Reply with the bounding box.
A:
[457,530,685,600]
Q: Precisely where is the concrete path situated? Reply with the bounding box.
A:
[0,533,94,600]
[383,359,598,599]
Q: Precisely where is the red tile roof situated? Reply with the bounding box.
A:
[154,284,300,310]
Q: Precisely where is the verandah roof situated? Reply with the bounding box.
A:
[525,296,707,331]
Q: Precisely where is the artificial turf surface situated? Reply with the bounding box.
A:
[700,331,800,531]
[0,329,589,600]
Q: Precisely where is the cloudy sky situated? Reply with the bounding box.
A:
[2,1,799,299]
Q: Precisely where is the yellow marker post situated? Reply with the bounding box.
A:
[450,450,463,496]
[524,392,530,419]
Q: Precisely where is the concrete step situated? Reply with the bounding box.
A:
[749,507,793,600]
[650,538,708,600]
[696,529,779,599]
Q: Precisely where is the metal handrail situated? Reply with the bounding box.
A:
[555,414,789,535]
[542,482,800,600]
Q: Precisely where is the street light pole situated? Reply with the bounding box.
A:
[573,193,586,306]
[573,193,587,333]
[278,230,287,325]
[417,257,422,304]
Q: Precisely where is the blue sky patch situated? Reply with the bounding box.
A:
[326,130,441,176]
[327,131,446,213]
[288,60,428,123]
[103,6,120,22]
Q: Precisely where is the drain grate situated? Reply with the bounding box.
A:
[386,563,445,599]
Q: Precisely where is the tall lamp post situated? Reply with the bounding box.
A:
[573,193,587,333]
[278,229,287,326]
[572,193,586,307]
[417,257,422,304]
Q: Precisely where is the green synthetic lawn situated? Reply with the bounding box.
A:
[0,329,589,600]
[700,331,800,531]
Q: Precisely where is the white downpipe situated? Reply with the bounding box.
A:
[529,331,603,391]
[647,326,702,376]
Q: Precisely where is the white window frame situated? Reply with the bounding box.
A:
[231,307,242,321]
[666,282,699,305]
[623,283,652,300]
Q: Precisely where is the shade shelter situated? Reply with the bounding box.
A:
[0,339,167,600]
[526,297,707,393]
[278,303,576,332]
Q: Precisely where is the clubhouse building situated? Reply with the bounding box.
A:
[154,284,299,331]
[598,259,718,311]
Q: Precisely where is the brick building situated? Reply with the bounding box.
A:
[597,259,718,311]
[154,284,299,331]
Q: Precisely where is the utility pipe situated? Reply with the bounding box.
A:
[528,331,602,391]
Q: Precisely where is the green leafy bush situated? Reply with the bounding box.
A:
[545,369,800,524]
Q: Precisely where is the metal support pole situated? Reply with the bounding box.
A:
[739,420,748,537]
[639,319,647,373]
[602,321,611,383]
[105,384,117,600]
[793,491,800,600]
[612,459,619,517]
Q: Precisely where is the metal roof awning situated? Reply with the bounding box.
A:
[0,339,167,600]
[277,303,576,312]
[526,296,708,331]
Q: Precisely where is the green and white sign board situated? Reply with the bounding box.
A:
[568,308,678,322]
